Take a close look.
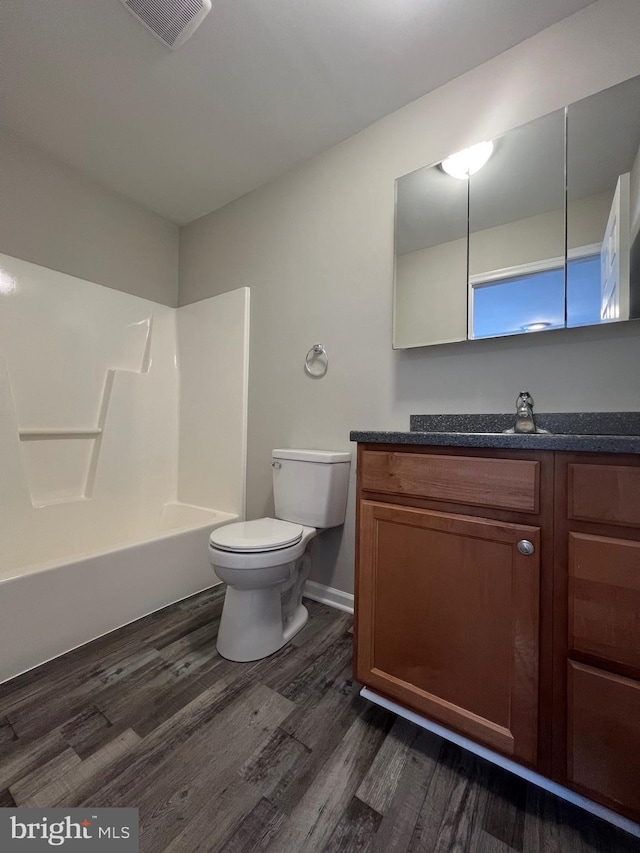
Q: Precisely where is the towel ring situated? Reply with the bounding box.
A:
[304,343,328,378]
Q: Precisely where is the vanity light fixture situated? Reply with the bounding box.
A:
[441,140,494,179]
[521,321,552,332]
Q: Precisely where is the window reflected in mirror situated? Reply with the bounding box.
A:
[566,76,640,327]
[471,268,565,339]
[468,110,566,340]
[566,254,602,327]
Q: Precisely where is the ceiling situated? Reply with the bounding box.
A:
[0,0,597,225]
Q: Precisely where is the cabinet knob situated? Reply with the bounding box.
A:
[517,539,535,556]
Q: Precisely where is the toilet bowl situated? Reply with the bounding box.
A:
[209,518,317,661]
[208,449,351,662]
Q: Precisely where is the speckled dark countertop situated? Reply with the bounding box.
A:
[350,413,640,454]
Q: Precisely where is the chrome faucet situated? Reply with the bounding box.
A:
[513,391,536,434]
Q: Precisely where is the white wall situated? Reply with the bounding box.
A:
[567,192,617,251]
[177,288,250,518]
[395,238,468,348]
[0,127,179,307]
[178,0,640,595]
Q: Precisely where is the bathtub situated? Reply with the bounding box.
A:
[0,502,236,683]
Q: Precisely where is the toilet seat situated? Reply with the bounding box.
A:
[209,524,316,572]
[210,518,303,553]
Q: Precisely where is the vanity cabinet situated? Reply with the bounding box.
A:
[354,443,640,823]
[355,446,554,767]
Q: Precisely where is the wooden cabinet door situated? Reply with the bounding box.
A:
[568,661,640,819]
[356,500,540,765]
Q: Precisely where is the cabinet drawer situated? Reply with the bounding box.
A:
[569,464,640,526]
[569,533,640,670]
[568,661,640,816]
[359,450,539,513]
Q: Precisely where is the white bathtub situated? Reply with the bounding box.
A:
[0,502,236,683]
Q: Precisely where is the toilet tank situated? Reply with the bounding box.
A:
[272,449,351,528]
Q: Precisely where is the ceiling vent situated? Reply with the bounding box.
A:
[121,0,211,50]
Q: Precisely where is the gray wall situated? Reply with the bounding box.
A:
[179,0,640,596]
[0,127,179,306]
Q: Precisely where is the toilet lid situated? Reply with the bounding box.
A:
[209,518,304,552]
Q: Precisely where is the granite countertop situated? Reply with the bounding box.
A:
[350,412,640,455]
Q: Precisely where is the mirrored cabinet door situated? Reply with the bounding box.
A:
[394,161,468,348]
[566,76,640,328]
[468,110,566,340]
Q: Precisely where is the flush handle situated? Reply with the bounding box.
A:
[272,461,282,469]
[517,539,535,556]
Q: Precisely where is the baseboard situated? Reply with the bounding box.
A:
[303,580,354,614]
[361,687,640,840]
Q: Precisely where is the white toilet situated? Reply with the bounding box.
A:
[208,449,351,662]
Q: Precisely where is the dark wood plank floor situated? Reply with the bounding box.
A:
[1,586,638,852]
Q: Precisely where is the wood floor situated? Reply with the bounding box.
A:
[0,587,638,852]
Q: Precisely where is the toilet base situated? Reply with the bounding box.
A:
[283,603,309,644]
[216,586,309,662]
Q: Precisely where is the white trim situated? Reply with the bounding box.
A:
[568,242,601,261]
[470,256,564,287]
[303,580,354,614]
[361,687,640,840]
[469,242,602,289]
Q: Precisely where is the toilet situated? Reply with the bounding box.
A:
[208,449,351,662]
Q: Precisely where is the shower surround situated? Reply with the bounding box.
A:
[0,254,249,682]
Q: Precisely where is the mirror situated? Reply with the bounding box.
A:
[566,76,640,327]
[394,161,468,347]
[468,111,565,339]
[393,73,640,349]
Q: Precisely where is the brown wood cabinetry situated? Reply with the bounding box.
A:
[568,661,640,815]
[568,463,640,527]
[357,500,540,764]
[354,443,640,823]
[557,453,640,821]
[359,449,540,512]
[568,532,640,669]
